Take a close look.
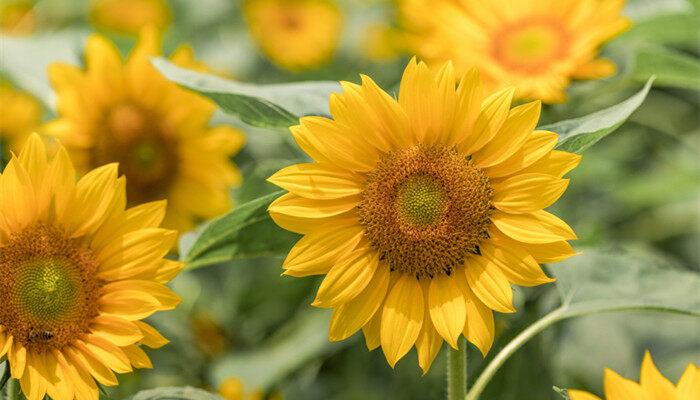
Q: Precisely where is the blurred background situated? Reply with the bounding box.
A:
[0,0,698,399]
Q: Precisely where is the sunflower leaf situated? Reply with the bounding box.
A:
[151,58,340,130]
[125,387,223,400]
[180,191,299,269]
[632,46,700,89]
[541,77,654,153]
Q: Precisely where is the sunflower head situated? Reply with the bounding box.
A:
[89,0,172,35]
[268,58,580,372]
[569,351,700,400]
[399,0,631,103]
[44,28,245,235]
[243,0,343,71]
[0,134,182,400]
[0,82,42,157]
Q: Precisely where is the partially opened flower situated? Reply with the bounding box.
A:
[399,0,630,103]
[243,0,343,71]
[0,82,42,157]
[44,29,244,234]
[569,351,700,400]
[89,0,171,35]
[0,134,182,400]
[268,59,579,372]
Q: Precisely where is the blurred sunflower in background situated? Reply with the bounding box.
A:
[0,82,42,157]
[568,352,700,400]
[268,58,579,372]
[219,377,283,400]
[0,0,36,35]
[243,0,343,71]
[398,0,630,103]
[44,28,245,235]
[89,0,171,35]
[0,134,181,400]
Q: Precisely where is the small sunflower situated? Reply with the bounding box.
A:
[268,59,579,371]
[89,0,171,35]
[0,82,42,157]
[398,0,631,103]
[243,0,343,71]
[0,134,182,400]
[0,0,36,35]
[569,352,700,400]
[44,29,245,235]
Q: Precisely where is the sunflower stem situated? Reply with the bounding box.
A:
[447,337,467,400]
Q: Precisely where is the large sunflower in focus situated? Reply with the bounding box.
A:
[569,352,700,400]
[0,134,181,400]
[399,0,630,103]
[44,29,244,234]
[268,59,579,371]
[243,0,343,71]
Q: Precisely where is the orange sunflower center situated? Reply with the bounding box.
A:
[491,18,570,74]
[95,103,178,204]
[0,225,102,352]
[358,147,493,280]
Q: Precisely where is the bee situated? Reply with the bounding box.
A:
[27,329,55,343]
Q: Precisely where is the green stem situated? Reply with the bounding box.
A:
[465,307,565,400]
[7,378,20,400]
[447,337,467,400]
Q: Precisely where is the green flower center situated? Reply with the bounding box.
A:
[396,174,447,227]
[16,257,81,323]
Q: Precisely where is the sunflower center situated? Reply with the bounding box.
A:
[492,19,570,73]
[94,103,178,204]
[358,147,493,279]
[0,225,102,352]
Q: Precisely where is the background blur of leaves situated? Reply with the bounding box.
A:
[0,0,698,399]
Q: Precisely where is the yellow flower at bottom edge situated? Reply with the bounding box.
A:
[398,0,631,103]
[44,28,245,235]
[243,0,343,72]
[0,82,42,157]
[569,351,700,400]
[0,134,183,400]
[89,0,171,35]
[268,58,580,372]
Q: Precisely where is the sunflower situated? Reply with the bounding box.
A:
[0,0,35,35]
[268,59,579,371]
[0,82,42,157]
[89,0,171,35]
[243,0,343,71]
[44,29,245,235]
[0,134,182,400]
[569,351,700,400]
[398,0,631,103]
[219,377,284,400]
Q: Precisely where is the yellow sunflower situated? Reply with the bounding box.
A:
[399,0,631,103]
[243,0,343,71]
[89,0,172,35]
[0,0,36,35]
[569,352,700,400]
[44,29,245,235]
[0,82,42,157]
[268,59,579,372]
[0,134,182,400]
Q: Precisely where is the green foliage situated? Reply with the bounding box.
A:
[541,77,654,153]
[152,58,340,130]
[126,387,223,400]
[180,191,298,269]
[633,47,700,89]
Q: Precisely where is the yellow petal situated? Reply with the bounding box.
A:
[448,68,483,147]
[313,244,380,308]
[90,315,143,347]
[603,368,646,400]
[676,364,700,400]
[639,351,675,399]
[9,340,27,378]
[82,336,132,373]
[521,150,581,177]
[416,281,444,374]
[329,262,390,341]
[428,274,466,349]
[64,345,118,386]
[492,210,577,244]
[102,280,180,310]
[484,235,555,286]
[484,130,558,178]
[134,321,169,349]
[96,228,176,281]
[362,308,382,351]
[62,163,120,238]
[572,58,616,79]
[523,240,578,263]
[567,390,602,400]
[98,290,161,320]
[268,162,363,200]
[380,274,424,367]
[19,352,47,400]
[491,173,569,213]
[268,192,358,225]
[122,345,153,369]
[464,255,515,313]
[459,87,515,155]
[461,281,495,357]
[91,200,167,250]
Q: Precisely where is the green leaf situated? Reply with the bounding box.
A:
[540,77,654,153]
[210,308,345,391]
[126,387,222,400]
[151,58,340,130]
[552,386,571,400]
[633,47,700,90]
[181,191,299,269]
[622,12,700,47]
[466,244,700,400]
